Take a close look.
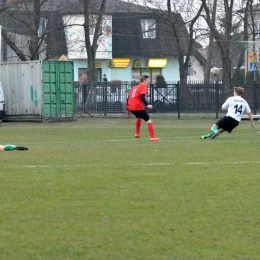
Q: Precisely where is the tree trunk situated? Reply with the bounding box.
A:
[1,27,28,61]
[233,0,250,82]
[87,46,97,86]
[204,0,233,88]
[167,0,206,83]
[179,57,188,83]
[83,0,106,86]
[204,0,217,85]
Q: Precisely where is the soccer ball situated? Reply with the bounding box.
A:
[210,67,220,78]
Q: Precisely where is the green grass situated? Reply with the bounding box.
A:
[1,115,260,259]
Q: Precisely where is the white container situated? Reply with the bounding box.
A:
[0,81,6,119]
[0,61,42,116]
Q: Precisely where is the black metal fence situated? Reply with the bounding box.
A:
[74,81,260,118]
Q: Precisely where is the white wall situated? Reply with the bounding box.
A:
[187,56,205,81]
[63,14,112,60]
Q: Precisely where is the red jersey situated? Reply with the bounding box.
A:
[127,83,148,111]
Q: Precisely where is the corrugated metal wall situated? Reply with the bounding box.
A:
[0,60,75,119]
[0,61,42,116]
[42,61,74,118]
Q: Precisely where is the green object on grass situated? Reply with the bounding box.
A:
[211,126,218,134]
[203,131,215,138]
[4,144,17,151]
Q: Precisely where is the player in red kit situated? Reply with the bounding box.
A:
[127,75,160,141]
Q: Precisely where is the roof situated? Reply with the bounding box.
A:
[112,12,192,57]
[54,0,152,15]
[237,3,260,13]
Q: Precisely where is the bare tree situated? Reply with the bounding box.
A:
[1,26,28,61]
[0,1,29,61]
[170,0,206,83]
[1,0,44,60]
[0,0,11,13]
[204,0,232,92]
[0,0,69,61]
[130,0,206,83]
[203,0,251,95]
[232,0,251,82]
[204,0,217,84]
[82,0,107,85]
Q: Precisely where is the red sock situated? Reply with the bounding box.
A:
[136,119,141,135]
[147,122,155,138]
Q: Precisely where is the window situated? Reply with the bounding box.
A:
[89,16,102,36]
[188,67,193,76]
[254,21,260,38]
[78,68,87,83]
[140,19,156,39]
[131,68,161,84]
[89,16,95,35]
[38,18,47,37]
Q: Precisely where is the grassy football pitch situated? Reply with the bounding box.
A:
[1,114,260,259]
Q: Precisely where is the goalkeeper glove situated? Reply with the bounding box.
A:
[16,146,28,151]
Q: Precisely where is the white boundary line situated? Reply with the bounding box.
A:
[6,161,260,168]
[186,161,260,165]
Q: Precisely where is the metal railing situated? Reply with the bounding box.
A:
[74,81,260,118]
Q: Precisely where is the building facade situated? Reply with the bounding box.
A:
[0,0,205,83]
